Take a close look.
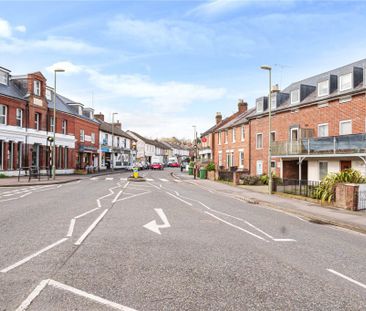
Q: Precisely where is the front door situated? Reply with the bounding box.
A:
[340,160,352,171]
[31,144,39,167]
[290,128,299,153]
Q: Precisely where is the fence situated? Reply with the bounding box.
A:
[276,179,319,198]
[18,166,51,182]
[218,170,233,182]
[358,190,366,211]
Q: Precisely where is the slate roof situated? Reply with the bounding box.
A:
[0,79,27,101]
[251,58,366,118]
[128,131,158,146]
[97,119,135,140]
[219,107,256,130]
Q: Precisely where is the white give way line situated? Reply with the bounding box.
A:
[143,208,171,235]
[16,278,138,311]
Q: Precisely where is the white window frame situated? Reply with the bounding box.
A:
[339,73,352,92]
[80,129,85,142]
[270,93,277,110]
[256,160,263,175]
[218,151,223,166]
[46,89,52,101]
[16,108,23,127]
[35,113,40,130]
[34,80,41,96]
[91,133,95,144]
[290,89,300,105]
[218,131,221,145]
[339,120,352,135]
[319,161,328,180]
[62,120,67,135]
[256,133,263,149]
[224,130,228,144]
[318,123,329,137]
[50,116,55,133]
[241,126,245,141]
[232,128,236,143]
[239,150,244,168]
[317,80,329,97]
[0,71,8,85]
[0,104,7,125]
[256,101,263,113]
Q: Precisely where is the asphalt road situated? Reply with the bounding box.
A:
[0,168,365,310]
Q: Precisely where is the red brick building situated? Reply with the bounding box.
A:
[0,66,99,176]
[205,59,366,181]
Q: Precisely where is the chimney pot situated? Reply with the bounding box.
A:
[237,99,248,113]
[94,113,104,121]
[215,112,222,124]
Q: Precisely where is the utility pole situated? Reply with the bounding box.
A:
[193,125,197,179]
[111,112,118,171]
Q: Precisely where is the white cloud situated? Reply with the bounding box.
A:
[189,0,250,17]
[85,69,226,112]
[14,25,26,33]
[46,61,83,74]
[0,18,12,38]
[0,36,104,54]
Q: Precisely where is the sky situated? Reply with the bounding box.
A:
[1,0,366,139]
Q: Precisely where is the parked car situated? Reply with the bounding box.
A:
[169,162,180,168]
[151,162,164,170]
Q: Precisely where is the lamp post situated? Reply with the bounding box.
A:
[111,112,118,171]
[260,65,273,194]
[52,69,65,180]
[192,125,197,179]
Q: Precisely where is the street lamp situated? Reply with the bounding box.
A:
[260,65,273,194]
[192,125,197,179]
[111,112,118,171]
[52,69,65,180]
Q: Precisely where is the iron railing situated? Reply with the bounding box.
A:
[276,179,319,198]
[272,133,366,156]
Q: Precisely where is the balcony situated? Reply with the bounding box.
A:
[272,133,366,156]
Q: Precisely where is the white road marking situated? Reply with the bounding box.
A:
[204,211,268,242]
[143,208,171,235]
[120,177,128,181]
[66,219,76,237]
[96,184,121,207]
[116,191,151,202]
[90,177,98,180]
[146,178,154,181]
[159,184,162,188]
[15,279,50,311]
[48,279,138,311]
[74,207,100,219]
[165,191,192,206]
[327,269,366,289]
[123,182,130,189]
[1,238,68,273]
[147,182,160,190]
[112,190,123,203]
[3,193,13,197]
[174,191,180,196]
[74,209,108,245]
[105,177,114,181]
[20,192,31,198]
[159,178,168,182]
[0,197,18,203]
[173,179,182,183]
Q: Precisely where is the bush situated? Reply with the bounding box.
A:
[314,169,366,202]
[0,173,8,178]
[240,174,260,185]
[189,161,194,168]
[259,173,278,185]
[206,162,215,171]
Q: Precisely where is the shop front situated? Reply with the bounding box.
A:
[78,145,98,170]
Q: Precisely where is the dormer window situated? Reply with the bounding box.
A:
[270,94,277,110]
[46,89,52,101]
[0,71,8,85]
[34,80,41,96]
[339,73,352,91]
[78,106,83,115]
[256,100,263,113]
[290,89,300,105]
[317,80,329,97]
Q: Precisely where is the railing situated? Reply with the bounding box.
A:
[272,133,366,156]
[276,179,319,198]
[218,170,233,182]
[18,166,51,182]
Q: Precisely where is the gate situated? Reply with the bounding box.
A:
[358,184,366,211]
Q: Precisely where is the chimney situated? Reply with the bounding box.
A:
[114,120,122,129]
[215,112,222,124]
[94,112,104,121]
[238,99,248,113]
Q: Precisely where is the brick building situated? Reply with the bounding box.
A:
[205,59,366,181]
[0,66,99,176]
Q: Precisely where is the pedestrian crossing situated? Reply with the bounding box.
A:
[90,176,182,183]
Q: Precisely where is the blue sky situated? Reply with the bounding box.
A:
[1,0,366,138]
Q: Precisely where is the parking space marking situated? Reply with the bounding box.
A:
[327,269,366,289]
[66,219,76,237]
[74,207,100,219]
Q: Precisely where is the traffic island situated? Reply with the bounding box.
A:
[127,176,146,182]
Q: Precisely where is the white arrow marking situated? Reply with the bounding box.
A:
[143,208,170,235]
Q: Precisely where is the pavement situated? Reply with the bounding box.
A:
[1,169,365,310]
[0,169,129,187]
[173,172,366,235]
